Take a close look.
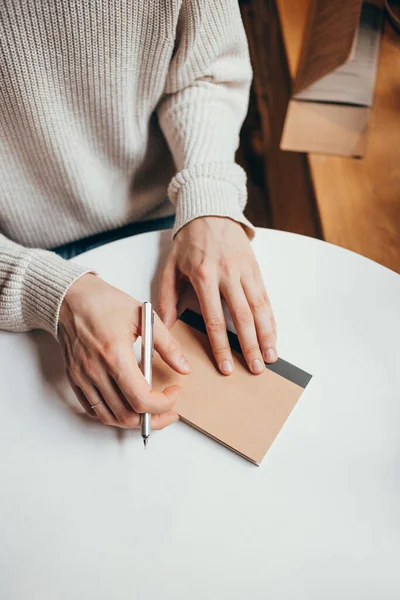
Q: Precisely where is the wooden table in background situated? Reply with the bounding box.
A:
[241,0,400,273]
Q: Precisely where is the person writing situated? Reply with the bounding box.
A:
[0,1,277,430]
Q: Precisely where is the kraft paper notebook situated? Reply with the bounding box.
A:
[152,310,312,465]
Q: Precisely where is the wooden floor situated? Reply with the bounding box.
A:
[239,0,400,274]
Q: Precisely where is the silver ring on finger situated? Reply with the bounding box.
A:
[90,400,104,410]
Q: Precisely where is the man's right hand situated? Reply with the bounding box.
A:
[58,274,191,428]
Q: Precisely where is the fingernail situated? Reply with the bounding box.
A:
[220,359,233,375]
[180,357,191,373]
[251,358,264,374]
[264,348,276,362]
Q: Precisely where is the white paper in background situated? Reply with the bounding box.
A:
[294,2,383,107]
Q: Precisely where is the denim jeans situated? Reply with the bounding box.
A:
[51,214,175,259]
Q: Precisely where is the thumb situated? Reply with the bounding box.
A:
[158,263,179,329]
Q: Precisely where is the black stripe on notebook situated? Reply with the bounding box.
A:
[179,309,312,389]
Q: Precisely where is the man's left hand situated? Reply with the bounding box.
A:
[158,217,277,375]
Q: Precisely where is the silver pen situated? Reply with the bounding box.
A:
[140,301,154,449]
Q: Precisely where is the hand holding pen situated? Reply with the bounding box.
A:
[60,275,190,430]
[140,302,191,446]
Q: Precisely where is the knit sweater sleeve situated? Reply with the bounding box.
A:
[156,0,254,238]
[0,233,92,336]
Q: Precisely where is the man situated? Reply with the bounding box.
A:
[0,1,277,429]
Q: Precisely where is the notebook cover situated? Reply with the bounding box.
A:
[152,310,312,465]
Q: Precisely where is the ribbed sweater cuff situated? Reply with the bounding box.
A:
[168,163,255,239]
[21,249,93,338]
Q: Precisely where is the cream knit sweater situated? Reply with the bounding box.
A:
[0,1,253,337]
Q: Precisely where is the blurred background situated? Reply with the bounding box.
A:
[237,0,400,273]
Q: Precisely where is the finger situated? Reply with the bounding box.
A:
[241,276,278,363]
[153,312,191,375]
[108,347,181,414]
[95,373,181,430]
[150,386,181,429]
[78,379,118,426]
[69,383,98,418]
[95,371,141,427]
[151,410,179,430]
[221,280,265,375]
[158,262,179,329]
[193,276,233,375]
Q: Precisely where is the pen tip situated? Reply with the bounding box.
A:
[143,437,148,450]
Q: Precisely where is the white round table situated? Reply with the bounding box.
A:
[1,228,399,600]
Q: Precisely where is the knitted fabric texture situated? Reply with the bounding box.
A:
[0,0,253,336]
